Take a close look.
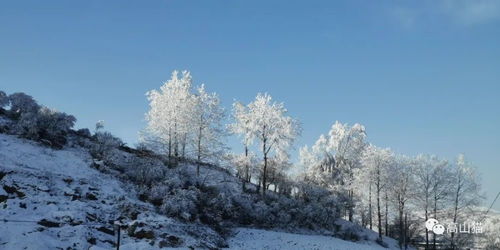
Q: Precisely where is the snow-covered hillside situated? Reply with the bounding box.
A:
[0,133,222,249]
[0,132,407,249]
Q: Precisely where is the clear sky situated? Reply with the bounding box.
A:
[1,0,499,209]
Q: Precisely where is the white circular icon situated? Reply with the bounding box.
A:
[425,218,439,231]
[432,224,445,235]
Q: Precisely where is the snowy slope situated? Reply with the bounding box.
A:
[0,132,410,249]
[0,133,221,249]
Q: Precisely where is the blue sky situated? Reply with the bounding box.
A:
[1,0,499,209]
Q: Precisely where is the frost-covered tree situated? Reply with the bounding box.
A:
[361,145,393,240]
[243,93,300,195]
[450,154,482,249]
[413,154,452,249]
[387,155,415,248]
[229,101,255,186]
[265,151,292,193]
[300,121,366,221]
[144,71,226,168]
[352,163,374,230]
[329,122,366,221]
[231,152,258,182]
[8,92,39,115]
[144,70,196,160]
[95,120,104,133]
[191,84,226,175]
[429,156,452,249]
[0,91,9,110]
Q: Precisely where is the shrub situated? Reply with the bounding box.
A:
[161,188,199,221]
[122,156,167,186]
[198,187,235,229]
[16,106,76,148]
[75,128,91,138]
[90,131,123,160]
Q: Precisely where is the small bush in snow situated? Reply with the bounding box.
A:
[125,157,166,186]
[161,188,199,221]
[16,106,76,148]
[198,187,235,229]
[90,131,123,160]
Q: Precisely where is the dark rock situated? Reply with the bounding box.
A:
[97,226,115,236]
[70,221,83,226]
[86,213,97,222]
[19,202,26,209]
[37,219,61,228]
[3,185,25,198]
[132,229,155,240]
[159,235,183,248]
[71,194,81,201]
[16,190,25,198]
[3,185,17,194]
[87,237,96,245]
[0,171,6,181]
[63,178,73,184]
[0,195,8,203]
[85,193,98,201]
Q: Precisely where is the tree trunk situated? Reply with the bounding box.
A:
[399,200,404,248]
[174,122,178,158]
[257,176,261,194]
[369,181,373,230]
[377,166,382,240]
[262,137,267,196]
[168,128,172,159]
[243,145,249,190]
[404,212,408,250]
[197,123,202,177]
[181,133,187,159]
[348,190,354,222]
[433,193,437,250]
[451,181,461,250]
[385,191,388,236]
[425,206,429,249]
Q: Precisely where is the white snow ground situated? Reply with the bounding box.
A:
[227,228,399,250]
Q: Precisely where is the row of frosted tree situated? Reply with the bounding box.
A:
[141,71,482,249]
[299,126,482,249]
